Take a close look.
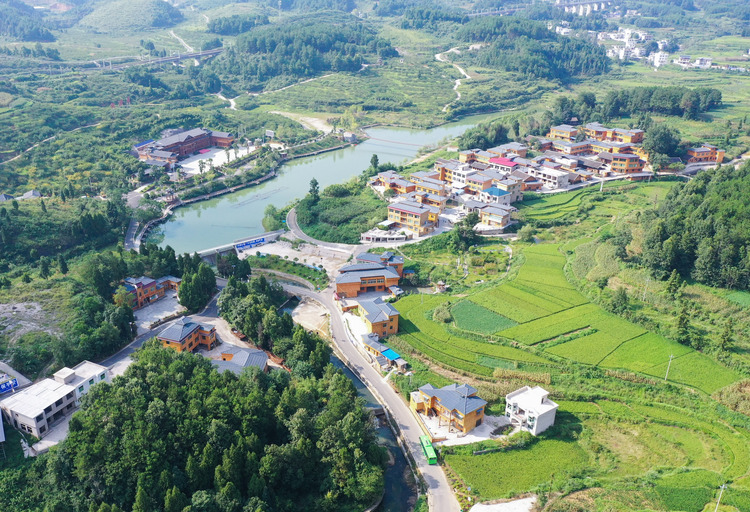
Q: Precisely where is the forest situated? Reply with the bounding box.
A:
[0,0,55,42]
[456,17,610,80]
[206,13,398,91]
[641,162,750,290]
[0,344,385,512]
[207,14,270,35]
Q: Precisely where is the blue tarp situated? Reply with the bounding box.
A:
[381,348,400,361]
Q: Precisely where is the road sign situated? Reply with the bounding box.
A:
[0,378,19,394]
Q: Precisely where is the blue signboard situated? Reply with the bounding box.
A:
[0,378,19,394]
[235,237,266,250]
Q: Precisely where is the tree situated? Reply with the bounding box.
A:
[517,225,535,243]
[39,257,51,279]
[643,124,680,157]
[370,154,379,169]
[718,318,734,352]
[58,254,69,275]
[309,178,319,203]
[21,273,32,283]
[113,285,136,309]
[675,301,691,346]
[11,199,18,211]
[610,286,630,315]
[664,269,681,300]
[40,199,47,213]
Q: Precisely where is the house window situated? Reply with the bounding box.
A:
[66,392,74,400]
[44,406,52,413]
[89,379,94,385]
[39,425,47,434]
[35,414,44,423]
[66,404,73,411]
[100,374,106,381]
[78,386,84,393]
[55,399,63,407]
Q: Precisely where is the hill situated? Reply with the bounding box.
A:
[77,0,183,32]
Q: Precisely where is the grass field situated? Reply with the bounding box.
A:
[445,439,587,499]
[451,300,516,334]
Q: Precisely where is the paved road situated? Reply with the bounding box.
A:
[286,208,358,253]
[281,283,460,512]
[99,279,226,368]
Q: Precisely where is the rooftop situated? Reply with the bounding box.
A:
[212,347,268,375]
[506,386,558,415]
[157,317,212,343]
[489,156,518,168]
[419,383,487,415]
[335,266,400,284]
[358,297,400,324]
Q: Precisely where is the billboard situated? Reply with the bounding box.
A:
[0,377,19,394]
[235,237,266,251]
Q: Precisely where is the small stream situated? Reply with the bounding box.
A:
[330,356,418,512]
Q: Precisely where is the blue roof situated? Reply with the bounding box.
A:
[485,186,509,197]
[134,139,154,148]
[381,348,400,361]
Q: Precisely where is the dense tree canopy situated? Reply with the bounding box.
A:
[457,17,610,80]
[207,13,397,91]
[0,344,385,512]
[641,162,750,289]
[0,0,55,42]
[208,14,270,35]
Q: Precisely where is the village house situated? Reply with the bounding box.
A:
[488,156,519,173]
[547,124,579,142]
[526,166,572,189]
[412,176,450,197]
[458,149,494,164]
[123,275,181,310]
[598,152,646,174]
[0,361,109,439]
[361,334,408,371]
[369,170,417,195]
[479,205,514,228]
[687,144,725,164]
[386,201,437,236]
[505,386,558,436]
[400,191,448,212]
[335,263,401,298]
[157,317,217,353]
[411,383,487,434]
[356,251,404,277]
[356,297,400,338]
[212,346,268,374]
[487,142,529,158]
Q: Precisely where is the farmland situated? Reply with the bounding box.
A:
[396,243,743,393]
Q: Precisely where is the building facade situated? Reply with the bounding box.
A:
[410,383,487,434]
[505,386,558,436]
[0,361,109,438]
[157,317,217,353]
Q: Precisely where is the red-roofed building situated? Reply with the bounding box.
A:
[489,157,518,173]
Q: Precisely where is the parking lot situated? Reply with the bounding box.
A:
[133,294,185,334]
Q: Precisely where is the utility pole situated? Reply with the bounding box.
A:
[664,354,674,381]
[714,484,727,512]
[599,179,604,192]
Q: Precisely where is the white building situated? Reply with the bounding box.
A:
[651,51,669,68]
[526,166,571,189]
[505,386,559,436]
[0,361,110,438]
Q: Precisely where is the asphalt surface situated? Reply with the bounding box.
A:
[281,283,460,512]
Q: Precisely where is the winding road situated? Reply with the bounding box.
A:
[281,283,460,512]
[435,48,471,113]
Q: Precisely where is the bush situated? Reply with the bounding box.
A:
[432,302,453,323]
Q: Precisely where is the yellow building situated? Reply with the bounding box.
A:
[547,124,578,142]
[157,317,217,353]
[410,383,487,434]
[387,201,435,236]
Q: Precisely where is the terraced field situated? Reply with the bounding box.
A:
[396,244,742,394]
[517,190,588,221]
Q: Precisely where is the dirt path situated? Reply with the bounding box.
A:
[216,92,238,110]
[169,30,194,53]
[435,47,472,112]
[0,122,102,166]
[249,73,334,97]
[269,111,333,133]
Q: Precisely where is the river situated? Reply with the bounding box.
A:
[146,113,502,254]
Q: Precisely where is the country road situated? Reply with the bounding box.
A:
[0,122,102,166]
[170,30,194,53]
[435,47,471,112]
[281,283,461,512]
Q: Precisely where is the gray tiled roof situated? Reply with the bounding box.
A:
[339,262,386,273]
[212,346,268,374]
[419,383,486,415]
[335,266,400,284]
[358,297,399,323]
[157,317,203,343]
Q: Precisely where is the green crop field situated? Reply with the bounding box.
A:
[451,300,517,334]
[445,439,587,499]
[397,243,743,394]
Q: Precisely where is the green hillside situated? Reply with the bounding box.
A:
[77,0,183,32]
